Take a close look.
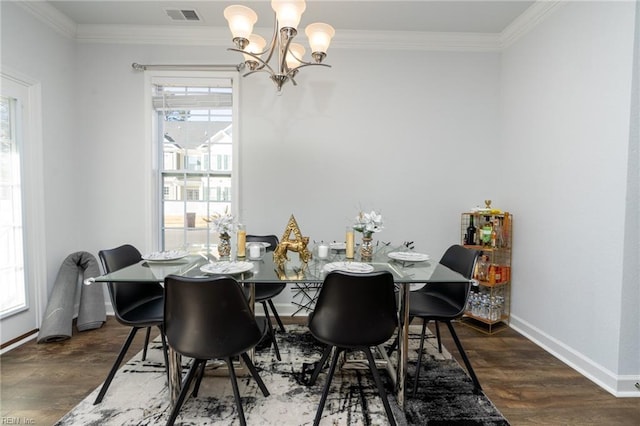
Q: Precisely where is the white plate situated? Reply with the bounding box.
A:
[200,261,254,275]
[329,242,346,250]
[322,262,374,274]
[142,250,189,262]
[245,242,271,248]
[388,252,430,262]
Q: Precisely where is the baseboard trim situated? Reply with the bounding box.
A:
[510,315,639,398]
[0,330,38,355]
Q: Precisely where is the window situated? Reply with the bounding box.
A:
[152,77,236,250]
[0,95,26,317]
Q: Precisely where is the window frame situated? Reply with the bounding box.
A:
[144,71,240,252]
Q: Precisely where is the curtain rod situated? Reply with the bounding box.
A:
[131,63,241,72]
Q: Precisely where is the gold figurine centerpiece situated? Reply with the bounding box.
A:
[273,215,312,270]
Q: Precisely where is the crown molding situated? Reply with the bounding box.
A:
[18,1,564,53]
[14,0,77,39]
[75,25,230,46]
[75,25,502,52]
[500,0,567,48]
[333,30,502,52]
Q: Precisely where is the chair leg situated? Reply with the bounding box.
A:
[261,302,281,361]
[386,335,398,357]
[166,359,202,426]
[445,321,482,391]
[363,347,397,426]
[158,325,170,384]
[192,360,207,397]
[226,358,247,426]
[94,327,139,404]
[434,321,443,353]
[386,315,414,357]
[240,352,270,397]
[309,345,333,386]
[142,327,151,361]
[412,320,429,397]
[313,348,343,426]
[267,299,286,332]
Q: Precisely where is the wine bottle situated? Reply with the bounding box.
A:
[465,215,477,245]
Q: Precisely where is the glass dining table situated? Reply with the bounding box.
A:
[87,243,470,411]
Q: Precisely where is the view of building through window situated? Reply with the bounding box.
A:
[153,78,234,251]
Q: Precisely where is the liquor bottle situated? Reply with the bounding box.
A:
[477,255,488,281]
[502,212,510,248]
[465,215,477,245]
[491,223,497,248]
[482,217,492,246]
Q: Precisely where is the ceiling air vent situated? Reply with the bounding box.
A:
[165,9,201,22]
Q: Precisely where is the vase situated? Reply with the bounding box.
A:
[360,234,373,261]
[218,233,231,257]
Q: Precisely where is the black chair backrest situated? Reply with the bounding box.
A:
[246,234,279,252]
[164,275,263,360]
[439,244,479,279]
[98,244,163,318]
[309,271,397,348]
[432,245,480,312]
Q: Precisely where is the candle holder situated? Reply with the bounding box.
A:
[316,242,330,260]
[247,242,266,260]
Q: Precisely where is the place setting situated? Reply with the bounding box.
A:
[199,260,254,275]
[386,241,431,267]
[141,249,190,263]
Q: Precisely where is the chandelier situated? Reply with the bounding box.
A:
[223,0,335,91]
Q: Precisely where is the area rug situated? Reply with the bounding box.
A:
[55,325,509,425]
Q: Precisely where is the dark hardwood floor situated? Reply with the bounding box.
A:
[1,316,638,425]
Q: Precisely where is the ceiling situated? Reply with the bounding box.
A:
[47,1,536,34]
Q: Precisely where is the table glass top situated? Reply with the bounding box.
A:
[89,244,467,284]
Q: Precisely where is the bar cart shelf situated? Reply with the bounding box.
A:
[459,211,512,335]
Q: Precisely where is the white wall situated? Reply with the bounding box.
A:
[69,42,501,315]
[239,48,501,248]
[501,1,638,395]
[69,43,501,259]
[1,3,78,295]
[2,0,637,396]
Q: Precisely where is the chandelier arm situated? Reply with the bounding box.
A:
[296,62,332,69]
[260,13,280,66]
[227,48,277,75]
[242,68,275,78]
[286,62,331,78]
[278,28,296,76]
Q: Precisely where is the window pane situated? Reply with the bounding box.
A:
[0,96,26,316]
[155,78,234,251]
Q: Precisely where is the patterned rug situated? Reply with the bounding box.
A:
[55,325,508,425]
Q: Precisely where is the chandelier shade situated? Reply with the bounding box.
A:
[223,5,257,42]
[271,0,306,30]
[223,0,335,91]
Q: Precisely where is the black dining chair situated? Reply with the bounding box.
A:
[163,275,270,426]
[308,271,398,426]
[94,244,169,405]
[246,234,286,361]
[409,244,482,395]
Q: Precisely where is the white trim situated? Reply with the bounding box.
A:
[230,74,241,223]
[333,30,502,52]
[510,314,640,398]
[500,1,567,48]
[14,0,77,39]
[0,333,37,356]
[19,1,564,53]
